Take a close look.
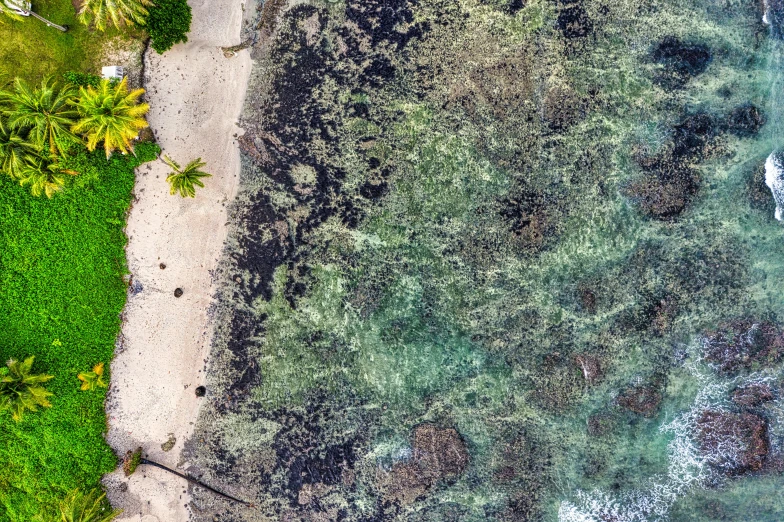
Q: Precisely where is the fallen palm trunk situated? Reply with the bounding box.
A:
[123,448,253,507]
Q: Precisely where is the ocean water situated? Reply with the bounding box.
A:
[185,0,784,520]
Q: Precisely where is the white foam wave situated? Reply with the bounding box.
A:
[558,350,781,522]
[765,152,784,221]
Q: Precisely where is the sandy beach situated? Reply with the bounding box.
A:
[104,1,252,520]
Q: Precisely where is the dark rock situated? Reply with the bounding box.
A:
[732,383,774,408]
[702,320,784,375]
[542,83,586,131]
[652,36,712,89]
[624,161,700,219]
[726,103,767,137]
[672,112,721,160]
[174,288,184,298]
[617,383,662,417]
[624,112,722,220]
[556,1,592,39]
[159,263,166,269]
[195,386,206,397]
[747,160,775,211]
[411,424,470,479]
[578,286,597,313]
[696,410,769,474]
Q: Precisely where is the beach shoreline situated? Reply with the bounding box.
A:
[103,1,253,520]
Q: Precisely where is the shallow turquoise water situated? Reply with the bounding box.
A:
[188,0,784,520]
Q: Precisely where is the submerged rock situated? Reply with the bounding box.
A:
[624,161,700,219]
[652,36,712,88]
[617,383,663,417]
[726,103,767,137]
[574,354,602,385]
[696,410,769,475]
[556,0,593,39]
[378,424,469,504]
[702,320,784,375]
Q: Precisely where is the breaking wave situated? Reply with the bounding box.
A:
[558,346,781,522]
[765,152,784,221]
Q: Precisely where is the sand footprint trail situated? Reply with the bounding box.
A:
[105,1,252,520]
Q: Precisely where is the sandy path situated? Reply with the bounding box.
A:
[104,2,251,521]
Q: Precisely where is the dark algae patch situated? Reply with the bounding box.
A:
[187,0,784,520]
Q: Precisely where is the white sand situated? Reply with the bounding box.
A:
[104,1,252,521]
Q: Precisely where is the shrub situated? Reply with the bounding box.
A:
[147,0,192,54]
[63,71,101,88]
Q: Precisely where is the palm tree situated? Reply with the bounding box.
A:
[4,77,78,156]
[0,356,53,422]
[17,156,74,198]
[123,448,252,506]
[78,0,152,31]
[0,117,38,178]
[72,78,149,159]
[163,155,211,197]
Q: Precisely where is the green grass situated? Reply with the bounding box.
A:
[0,143,159,521]
[0,1,129,84]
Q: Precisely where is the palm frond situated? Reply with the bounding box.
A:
[0,356,54,422]
[78,0,153,31]
[3,77,78,157]
[163,155,212,197]
[72,78,149,158]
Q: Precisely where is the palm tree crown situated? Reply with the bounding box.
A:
[3,77,78,157]
[72,78,149,159]
[163,155,212,198]
[78,0,152,31]
[0,356,54,422]
[17,156,74,198]
[0,117,37,178]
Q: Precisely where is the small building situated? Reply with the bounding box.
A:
[101,66,124,80]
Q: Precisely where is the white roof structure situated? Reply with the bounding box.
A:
[102,66,125,80]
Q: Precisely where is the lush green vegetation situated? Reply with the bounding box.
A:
[0,77,150,197]
[0,0,189,519]
[38,488,121,522]
[0,3,122,84]
[0,357,54,422]
[0,142,160,521]
[147,0,192,54]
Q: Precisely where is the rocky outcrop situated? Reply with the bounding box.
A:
[702,320,784,375]
[696,410,769,475]
[726,103,767,137]
[732,383,775,408]
[651,36,712,89]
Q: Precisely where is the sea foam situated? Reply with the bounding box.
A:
[558,347,782,522]
[765,152,784,221]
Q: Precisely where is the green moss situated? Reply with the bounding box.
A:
[0,143,159,521]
